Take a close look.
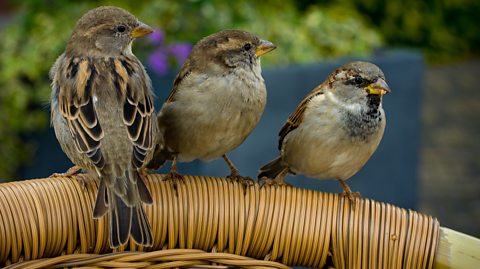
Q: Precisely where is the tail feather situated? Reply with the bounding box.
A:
[136,173,153,204]
[131,204,153,246]
[94,171,154,248]
[130,171,153,246]
[93,178,108,218]
[109,192,132,247]
[258,157,287,180]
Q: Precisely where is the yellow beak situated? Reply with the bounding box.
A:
[131,22,154,38]
[366,78,391,95]
[255,39,277,57]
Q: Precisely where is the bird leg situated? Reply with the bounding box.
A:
[49,165,82,178]
[222,154,254,187]
[163,156,184,190]
[338,179,361,204]
[259,167,290,187]
[49,165,88,189]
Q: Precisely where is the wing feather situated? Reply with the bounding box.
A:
[57,57,105,169]
[119,58,156,169]
[278,85,325,150]
[165,58,193,103]
[56,56,155,170]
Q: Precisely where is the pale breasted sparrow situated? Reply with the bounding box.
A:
[147,29,276,184]
[258,61,390,200]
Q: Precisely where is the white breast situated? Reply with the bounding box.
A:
[161,66,267,161]
[281,92,385,180]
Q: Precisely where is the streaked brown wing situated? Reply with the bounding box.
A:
[57,57,105,168]
[124,86,155,169]
[119,58,156,169]
[278,86,324,150]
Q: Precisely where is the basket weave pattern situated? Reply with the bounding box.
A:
[0,174,439,268]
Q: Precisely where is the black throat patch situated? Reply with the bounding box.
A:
[343,94,383,141]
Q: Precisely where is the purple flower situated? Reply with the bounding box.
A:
[169,43,193,65]
[148,28,164,45]
[148,49,168,74]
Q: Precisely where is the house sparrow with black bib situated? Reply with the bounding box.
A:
[50,6,157,248]
[258,61,390,201]
[147,30,276,184]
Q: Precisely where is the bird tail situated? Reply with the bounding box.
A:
[258,157,287,180]
[93,171,153,248]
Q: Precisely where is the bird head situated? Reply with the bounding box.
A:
[327,61,391,107]
[187,29,276,74]
[66,6,153,57]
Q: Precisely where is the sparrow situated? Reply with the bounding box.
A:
[50,6,157,248]
[258,61,390,200]
[146,30,276,184]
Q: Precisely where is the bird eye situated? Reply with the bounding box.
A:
[243,43,252,51]
[354,76,364,85]
[116,25,126,33]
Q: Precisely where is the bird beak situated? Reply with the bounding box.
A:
[365,78,391,95]
[255,39,277,57]
[131,22,154,38]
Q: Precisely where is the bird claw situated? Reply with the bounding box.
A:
[75,174,89,191]
[338,179,361,207]
[258,177,291,188]
[340,190,361,199]
[227,173,254,185]
[49,165,82,178]
[49,165,87,190]
[226,173,255,194]
[163,171,185,192]
[340,190,361,207]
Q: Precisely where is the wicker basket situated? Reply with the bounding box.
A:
[0,174,477,268]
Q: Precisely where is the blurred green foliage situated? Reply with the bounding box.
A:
[134,0,382,64]
[298,0,480,61]
[0,0,382,179]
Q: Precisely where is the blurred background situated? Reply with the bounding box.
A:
[0,0,479,238]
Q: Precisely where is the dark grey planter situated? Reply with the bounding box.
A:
[20,49,423,209]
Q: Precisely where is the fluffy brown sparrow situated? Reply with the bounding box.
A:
[146,30,276,183]
[50,6,157,248]
[258,61,390,200]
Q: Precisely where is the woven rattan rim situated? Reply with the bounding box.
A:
[0,174,440,268]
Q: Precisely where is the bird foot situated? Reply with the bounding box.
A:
[163,171,185,191]
[49,165,82,178]
[74,174,90,190]
[226,173,255,189]
[258,177,291,188]
[49,165,87,190]
[340,190,361,200]
[340,190,361,207]
[338,179,361,206]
